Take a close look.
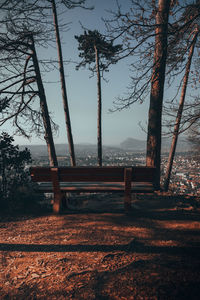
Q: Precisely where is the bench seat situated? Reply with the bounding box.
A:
[36,182,155,193]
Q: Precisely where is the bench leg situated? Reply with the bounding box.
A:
[124,167,132,212]
[51,168,64,214]
[53,192,63,214]
[61,192,68,209]
[124,193,132,211]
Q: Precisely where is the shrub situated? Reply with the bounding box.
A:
[0,132,44,212]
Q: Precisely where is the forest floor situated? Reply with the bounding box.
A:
[0,193,200,299]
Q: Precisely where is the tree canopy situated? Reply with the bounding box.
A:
[75,30,122,72]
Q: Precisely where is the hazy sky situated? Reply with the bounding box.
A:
[3,0,151,146]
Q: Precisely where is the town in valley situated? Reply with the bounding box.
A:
[29,142,200,196]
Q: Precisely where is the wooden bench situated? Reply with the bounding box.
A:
[30,166,156,213]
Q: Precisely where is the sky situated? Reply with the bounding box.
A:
[3,0,151,146]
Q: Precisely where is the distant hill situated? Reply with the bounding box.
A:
[19,143,122,157]
[120,138,145,151]
[20,136,190,157]
[120,137,190,152]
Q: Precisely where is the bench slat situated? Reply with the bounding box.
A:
[30,166,155,183]
[36,182,154,193]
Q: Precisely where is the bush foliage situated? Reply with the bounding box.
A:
[0,132,43,212]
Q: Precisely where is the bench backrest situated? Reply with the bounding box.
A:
[30,166,156,183]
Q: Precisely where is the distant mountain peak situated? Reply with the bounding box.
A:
[120,138,146,151]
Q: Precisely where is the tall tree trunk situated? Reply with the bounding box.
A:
[30,35,58,167]
[146,0,171,189]
[51,0,76,166]
[163,29,198,191]
[94,45,102,166]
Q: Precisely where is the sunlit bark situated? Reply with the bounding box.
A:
[31,35,58,167]
[163,29,198,191]
[146,0,171,189]
[51,0,76,166]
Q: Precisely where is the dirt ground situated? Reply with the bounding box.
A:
[0,193,200,299]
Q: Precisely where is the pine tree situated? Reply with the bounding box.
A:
[75,30,122,166]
